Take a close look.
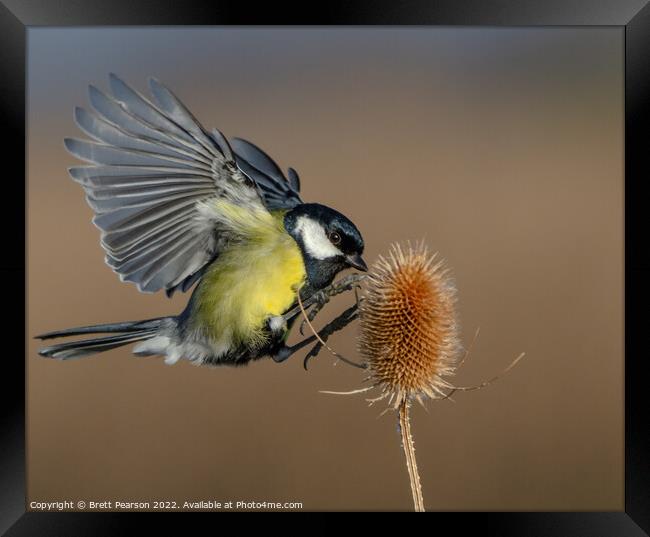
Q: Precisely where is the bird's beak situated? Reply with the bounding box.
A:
[346,253,368,272]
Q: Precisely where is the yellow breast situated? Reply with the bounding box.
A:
[190,203,306,351]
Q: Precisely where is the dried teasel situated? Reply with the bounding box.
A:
[358,241,462,409]
[356,241,461,512]
[318,241,525,511]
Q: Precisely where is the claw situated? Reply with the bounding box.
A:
[303,350,316,370]
[304,341,324,370]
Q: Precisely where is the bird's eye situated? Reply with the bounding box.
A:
[329,231,342,245]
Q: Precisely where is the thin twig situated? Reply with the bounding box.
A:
[442,351,526,400]
[319,386,374,396]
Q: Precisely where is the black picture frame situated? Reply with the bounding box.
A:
[3,0,649,531]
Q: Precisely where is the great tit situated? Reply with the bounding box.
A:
[37,75,367,367]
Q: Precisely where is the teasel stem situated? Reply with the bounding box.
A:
[399,400,425,512]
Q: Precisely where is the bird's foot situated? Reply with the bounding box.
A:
[271,303,362,368]
[302,302,362,370]
[273,273,366,366]
[299,290,328,335]
[283,272,366,329]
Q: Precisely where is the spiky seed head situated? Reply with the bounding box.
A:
[358,242,461,409]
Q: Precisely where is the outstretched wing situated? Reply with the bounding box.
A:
[65,74,296,296]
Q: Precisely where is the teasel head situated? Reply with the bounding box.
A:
[358,241,462,409]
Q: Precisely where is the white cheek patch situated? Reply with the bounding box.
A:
[295,216,343,260]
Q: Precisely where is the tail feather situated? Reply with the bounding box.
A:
[36,318,168,360]
[36,317,167,340]
[38,331,158,360]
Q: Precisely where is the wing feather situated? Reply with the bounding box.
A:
[106,224,195,267]
[112,229,198,275]
[107,74,207,151]
[66,75,304,295]
[106,223,195,264]
[231,138,302,210]
[88,190,215,214]
[87,85,211,158]
[74,106,212,166]
[65,138,211,170]
[147,77,219,153]
[92,197,200,233]
[100,208,193,252]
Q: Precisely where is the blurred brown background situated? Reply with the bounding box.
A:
[27,28,623,511]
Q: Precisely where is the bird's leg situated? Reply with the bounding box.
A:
[272,302,363,369]
[298,274,366,334]
[299,295,328,336]
[272,273,366,366]
[282,273,367,327]
[271,334,318,364]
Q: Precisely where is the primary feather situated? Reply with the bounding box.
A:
[65,74,303,296]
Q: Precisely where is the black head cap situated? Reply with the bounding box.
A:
[285,203,367,272]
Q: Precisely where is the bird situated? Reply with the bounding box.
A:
[36,74,367,367]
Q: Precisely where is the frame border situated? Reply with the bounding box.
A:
[3,0,648,531]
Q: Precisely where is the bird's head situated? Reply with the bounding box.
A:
[284,203,366,290]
